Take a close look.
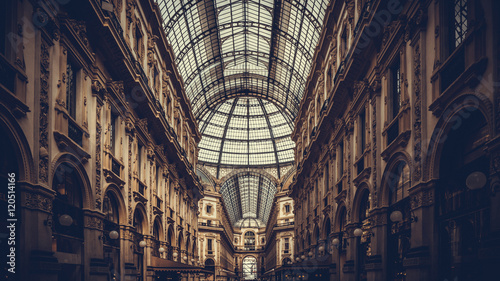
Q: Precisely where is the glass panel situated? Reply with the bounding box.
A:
[156,0,330,168]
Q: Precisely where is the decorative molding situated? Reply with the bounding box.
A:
[96,102,102,209]
[413,42,422,182]
[23,192,52,213]
[39,41,50,184]
[84,215,103,230]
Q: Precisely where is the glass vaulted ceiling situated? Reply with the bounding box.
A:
[157,0,330,168]
[220,172,277,226]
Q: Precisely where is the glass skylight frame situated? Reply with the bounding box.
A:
[219,172,277,226]
[156,0,330,168]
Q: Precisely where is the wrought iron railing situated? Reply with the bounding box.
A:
[68,118,83,146]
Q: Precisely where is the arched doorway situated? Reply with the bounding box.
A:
[152,220,162,257]
[166,226,174,260]
[52,162,85,280]
[436,110,491,281]
[244,231,256,250]
[386,160,411,281]
[242,256,257,280]
[133,207,147,281]
[103,189,121,280]
[204,258,215,281]
[356,189,370,281]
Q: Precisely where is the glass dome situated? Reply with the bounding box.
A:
[156,0,330,169]
[234,218,265,228]
[198,97,295,167]
[220,172,276,226]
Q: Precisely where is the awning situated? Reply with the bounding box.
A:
[150,257,214,274]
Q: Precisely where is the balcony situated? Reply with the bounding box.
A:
[133,181,148,203]
[111,157,121,177]
[139,182,146,196]
[199,221,221,228]
[381,105,411,161]
[68,118,83,147]
[274,221,295,229]
[0,53,29,118]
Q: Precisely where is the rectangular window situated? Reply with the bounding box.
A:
[110,112,117,154]
[285,238,290,250]
[154,67,159,93]
[285,205,290,213]
[450,0,468,51]
[360,110,366,153]
[206,205,212,214]
[340,31,347,59]
[208,239,213,251]
[156,164,160,192]
[339,141,344,176]
[137,143,143,179]
[325,162,329,193]
[66,62,77,119]
[390,62,401,120]
[0,0,10,55]
[135,26,143,56]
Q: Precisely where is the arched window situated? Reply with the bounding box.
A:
[103,192,119,224]
[437,110,490,280]
[133,209,144,234]
[52,163,84,243]
[153,221,160,241]
[242,256,257,280]
[389,161,410,204]
[244,231,256,250]
[103,191,120,278]
[357,190,370,281]
[53,163,82,208]
[152,221,161,257]
[387,161,411,281]
[204,258,215,273]
[103,191,120,247]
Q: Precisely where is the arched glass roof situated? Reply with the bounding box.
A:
[156,0,330,169]
[220,172,276,226]
[198,97,295,166]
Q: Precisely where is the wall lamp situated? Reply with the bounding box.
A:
[390,210,418,223]
[354,228,375,238]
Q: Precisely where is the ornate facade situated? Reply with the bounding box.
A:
[0,0,203,280]
[290,0,500,281]
[2,0,499,281]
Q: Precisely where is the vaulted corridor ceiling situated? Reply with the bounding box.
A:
[157,0,329,167]
[156,0,330,225]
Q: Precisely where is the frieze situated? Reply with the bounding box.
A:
[66,18,89,47]
[23,192,52,213]
[39,41,50,184]
[84,215,103,230]
[410,188,434,210]
[413,42,422,181]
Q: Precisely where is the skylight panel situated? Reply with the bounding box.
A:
[156,0,330,168]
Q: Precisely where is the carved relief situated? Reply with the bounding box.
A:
[413,43,422,181]
[371,98,378,208]
[128,135,134,224]
[84,215,103,230]
[67,19,89,47]
[96,102,102,209]
[23,192,52,212]
[39,41,50,183]
[14,22,25,70]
